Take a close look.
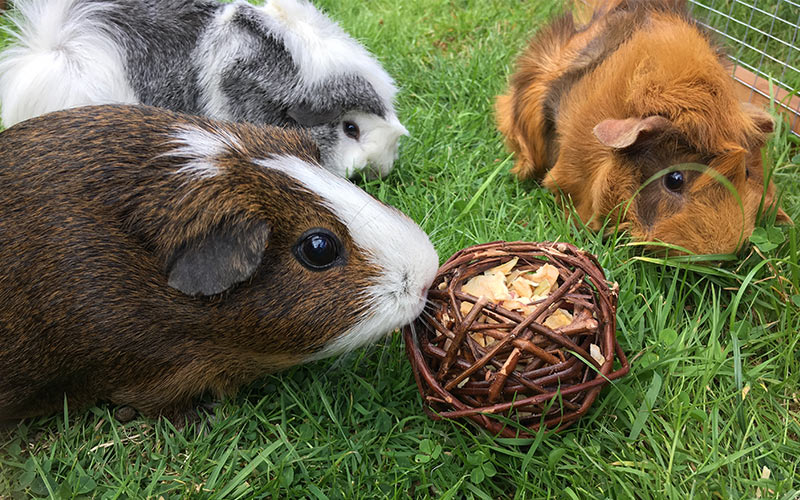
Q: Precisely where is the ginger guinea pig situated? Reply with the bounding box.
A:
[496,0,791,255]
[0,0,408,179]
[0,105,438,423]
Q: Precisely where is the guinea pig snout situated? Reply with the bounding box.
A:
[412,268,436,309]
[303,240,437,362]
[338,112,409,178]
[386,257,438,319]
[364,133,405,179]
[643,194,757,255]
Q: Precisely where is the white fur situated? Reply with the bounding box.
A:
[255,156,439,359]
[0,0,137,128]
[258,0,398,107]
[331,111,409,178]
[166,125,243,180]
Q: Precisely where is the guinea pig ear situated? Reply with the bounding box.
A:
[287,105,343,127]
[593,116,671,149]
[167,220,270,297]
[741,102,775,134]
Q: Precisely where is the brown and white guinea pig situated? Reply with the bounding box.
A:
[496,0,791,255]
[0,104,439,423]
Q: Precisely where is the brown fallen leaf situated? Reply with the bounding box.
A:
[487,257,519,276]
[589,343,604,366]
[462,272,510,302]
[543,308,573,329]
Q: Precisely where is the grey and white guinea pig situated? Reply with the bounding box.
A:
[0,0,408,179]
[0,104,438,423]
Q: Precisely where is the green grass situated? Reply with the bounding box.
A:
[2,0,800,498]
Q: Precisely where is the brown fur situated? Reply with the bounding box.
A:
[496,0,791,254]
[0,105,382,422]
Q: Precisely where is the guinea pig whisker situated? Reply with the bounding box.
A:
[376,334,393,370]
[347,199,375,228]
[418,307,438,326]
[323,349,357,374]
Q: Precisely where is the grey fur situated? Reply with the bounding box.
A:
[82,0,215,113]
[94,0,385,121]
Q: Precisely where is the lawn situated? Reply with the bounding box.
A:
[1,0,799,498]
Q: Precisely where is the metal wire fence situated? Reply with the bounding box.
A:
[689,0,800,136]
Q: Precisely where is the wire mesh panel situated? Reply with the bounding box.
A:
[690,0,800,136]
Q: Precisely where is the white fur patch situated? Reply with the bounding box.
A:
[0,0,137,127]
[330,111,409,178]
[166,125,243,180]
[257,0,399,110]
[255,156,439,359]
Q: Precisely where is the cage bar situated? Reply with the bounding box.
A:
[689,0,800,136]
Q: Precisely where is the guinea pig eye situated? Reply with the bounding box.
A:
[664,171,685,192]
[343,121,360,140]
[294,229,343,271]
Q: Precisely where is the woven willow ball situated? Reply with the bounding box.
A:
[404,241,629,437]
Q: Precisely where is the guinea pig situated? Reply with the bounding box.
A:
[0,0,408,179]
[495,0,791,255]
[0,104,438,423]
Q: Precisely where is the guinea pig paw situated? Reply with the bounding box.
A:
[162,400,221,433]
[114,405,138,423]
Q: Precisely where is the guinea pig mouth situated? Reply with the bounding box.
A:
[340,144,399,179]
[362,155,398,179]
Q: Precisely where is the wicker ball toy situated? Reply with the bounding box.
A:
[403,241,630,437]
